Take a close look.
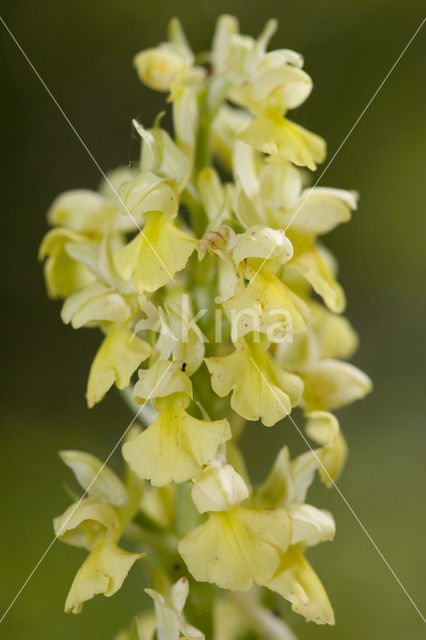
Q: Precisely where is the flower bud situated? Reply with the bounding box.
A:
[191,464,249,513]
[59,450,128,506]
[134,47,187,92]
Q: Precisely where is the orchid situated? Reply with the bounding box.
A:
[41,15,371,638]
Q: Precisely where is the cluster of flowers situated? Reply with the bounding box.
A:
[40,15,372,639]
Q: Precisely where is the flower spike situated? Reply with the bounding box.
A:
[41,14,371,635]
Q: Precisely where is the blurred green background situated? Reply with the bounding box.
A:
[1,0,425,638]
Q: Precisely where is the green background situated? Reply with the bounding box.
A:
[1,1,425,638]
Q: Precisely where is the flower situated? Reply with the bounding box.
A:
[223,268,310,340]
[205,334,303,426]
[240,113,326,171]
[302,358,372,412]
[179,505,291,591]
[179,461,334,627]
[123,365,231,486]
[114,212,197,294]
[65,538,142,614]
[145,576,204,639]
[59,450,128,506]
[61,281,132,328]
[39,228,94,298]
[252,448,336,624]
[191,464,249,513]
[133,19,195,93]
[54,452,144,613]
[212,16,312,112]
[265,544,335,625]
[41,14,373,635]
[86,323,151,408]
[123,400,231,486]
[305,411,348,485]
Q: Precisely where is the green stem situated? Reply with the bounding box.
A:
[194,89,212,174]
[181,185,207,238]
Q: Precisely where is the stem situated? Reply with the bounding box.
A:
[181,185,207,238]
[194,89,212,174]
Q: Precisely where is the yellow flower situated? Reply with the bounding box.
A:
[239,112,326,171]
[211,104,253,172]
[254,452,336,624]
[87,324,152,408]
[54,497,120,550]
[39,228,94,299]
[311,303,358,360]
[212,16,312,115]
[114,212,197,294]
[55,451,144,615]
[145,576,204,639]
[266,544,335,625]
[132,360,193,405]
[159,298,206,376]
[276,187,357,235]
[248,53,312,113]
[65,537,142,614]
[133,19,194,92]
[205,335,303,426]
[289,240,346,314]
[118,172,178,219]
[59,450,128,507]
[288,503,335,547]
[305,411,348,485]
[275,302,359,373]
[191,464,249,513]
[135,298,206,377]
[135,121,191,192]
[47,189,113,234]
[254,445,318,508]
[61,282,132,328]
[303,358,372,412]
[232,225,293,267]
[178,505,291,591]
[223,269,310,341]
[135,47,189,92]
[46,166,142,235]
[122,391,231,486]
[41,15,374,635]
[172,84,199,158]
[232,141,299,227]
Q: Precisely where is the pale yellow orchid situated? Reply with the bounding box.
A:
[65,537,142,614]
[86,323,151,408]
[39,227,95,298]
[145,576,204,639]
[41,14,372,637]
[54,451,144,614]
[205,334,303,426]
[123,365,231,486]
[114,212,197,294]
[123,393,231,486]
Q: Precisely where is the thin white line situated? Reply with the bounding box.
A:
[0,16,175,282]
[249,356,426,624]
[0,359,175,624]
[250,16,425,283]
